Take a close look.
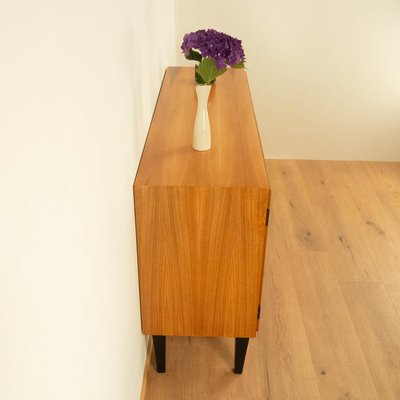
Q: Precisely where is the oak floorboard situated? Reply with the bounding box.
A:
[144,336,268,400]
[341,282,400,399]
[259,227,321,400]
[296,160,381,282]
[384,283,400,325]
[332,163,400,283]
[265,160,327,252]
[289,251,379,400]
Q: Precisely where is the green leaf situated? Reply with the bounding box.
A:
[185,49,202,62]
[194,65,205,84]
[233,62,245,69]
[195,71,205,84]
[196,58,222,85]
[215,67,227,77]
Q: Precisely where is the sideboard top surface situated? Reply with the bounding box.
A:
[135,67,269,189]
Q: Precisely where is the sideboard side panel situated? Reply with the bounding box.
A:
[134,185,269,338]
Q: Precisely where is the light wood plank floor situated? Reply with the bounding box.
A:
[142,160,400,400]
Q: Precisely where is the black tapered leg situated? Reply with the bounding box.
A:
[234,337,249,374]
[153,335,166,373]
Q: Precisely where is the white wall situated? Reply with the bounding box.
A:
[176,0,400,160]
[0,1,175,399]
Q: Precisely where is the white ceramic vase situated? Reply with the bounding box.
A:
[193,84,211,151]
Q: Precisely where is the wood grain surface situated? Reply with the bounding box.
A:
[134,67,270,337]
[134,67,268,188]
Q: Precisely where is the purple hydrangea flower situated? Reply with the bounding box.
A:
[181,29,245,69]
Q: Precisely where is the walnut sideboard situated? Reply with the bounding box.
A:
[134,67,271,374]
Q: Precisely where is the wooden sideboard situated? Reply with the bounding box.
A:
[134,67,270,374]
